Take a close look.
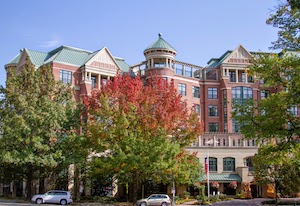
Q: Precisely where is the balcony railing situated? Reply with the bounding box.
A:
[191,132,259,148]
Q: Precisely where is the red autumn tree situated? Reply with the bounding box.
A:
[83,74,203,202]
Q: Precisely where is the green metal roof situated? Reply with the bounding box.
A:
[7,53,21,64]
[7,45,130,72]
[115,57,130,72]
[145,33,176,52]
[200,174,242,183]
[25,49,48,67]
[206,50,232,68]
[44,46,92,66]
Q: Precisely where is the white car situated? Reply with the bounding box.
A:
[136,194,171,206]
[31,190,73,205]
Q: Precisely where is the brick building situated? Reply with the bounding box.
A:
[4,34,275,197]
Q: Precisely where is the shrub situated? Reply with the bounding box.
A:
[208,195,220,203]
[219,193,227,200]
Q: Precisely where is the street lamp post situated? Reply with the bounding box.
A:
[206,146,210,199]
[205,139,217,199]
[171,174,175,206]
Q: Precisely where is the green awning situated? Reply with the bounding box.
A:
[200,174,242,183]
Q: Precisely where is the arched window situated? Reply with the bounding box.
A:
[244,157,254,171]
[223,157,235,172]
[205,157,217,172]
[232,87,253,132]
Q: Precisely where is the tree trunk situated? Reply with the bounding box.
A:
[132,171,140,204]
[11,180,17,198]
[39,176,45,194]
[26,165,33,201]
[73,165,80,200]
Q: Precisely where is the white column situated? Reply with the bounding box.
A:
[235,69,238,82]
[82,71,84,81]
[88,72,91,81]
[192,68,194,78]
[213,135,216,146]
[245,70,248,83]
[98,74,101,89]
[207,148,210,198]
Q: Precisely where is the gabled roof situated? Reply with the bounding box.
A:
[114,57,130,72]
[206,50,232,68]
[24,49,48,67]
[7,49,48,67]
[44,45,92,66]
[6,45,130,72]
[144,33,176,52]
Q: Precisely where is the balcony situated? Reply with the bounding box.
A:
[192,132,258,148]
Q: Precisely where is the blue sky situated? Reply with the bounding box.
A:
[0,0,279,87]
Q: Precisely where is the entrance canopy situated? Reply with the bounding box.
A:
[200,174,242,183]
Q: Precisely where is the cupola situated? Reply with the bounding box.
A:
[144,34,177,70]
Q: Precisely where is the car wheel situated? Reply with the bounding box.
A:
[140,201,147,206]
[60,199,67,205]
[161,202,168,206]
[36,198,43,204]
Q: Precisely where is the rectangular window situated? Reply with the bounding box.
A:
[229,71,236,82]
[241,72,246,82]
[208,123,218,132]
[60,70,72,84]
[232,119,240,133]
[223,157,235,172]
[91,76,96,89]
[208,88,218,99]
[288,106,298,116]
[260,90,270,99]
[178,83,186,96]
[194,104,200,114]
[208,105,218,116]
[185,66,192,77]
[193,86,200,98]
[176,65,183,75]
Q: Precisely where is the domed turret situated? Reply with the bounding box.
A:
[143,34,177,77]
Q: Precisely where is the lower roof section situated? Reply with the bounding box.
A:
[200,174,242,183]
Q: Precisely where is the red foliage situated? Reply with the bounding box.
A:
[83,74,203,145]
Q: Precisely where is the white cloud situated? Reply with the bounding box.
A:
[38,36,62,48]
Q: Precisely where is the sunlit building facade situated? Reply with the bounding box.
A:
[131,34,263,197]
[3,34,276,198]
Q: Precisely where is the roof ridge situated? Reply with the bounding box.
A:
[60,45,93,53]
[48,45,92,56]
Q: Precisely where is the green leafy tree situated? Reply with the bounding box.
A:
[0,61,80,199]
[232,0,300,197]
[267,0,300,50]
[83,75,203,202]
[253,143,300,197]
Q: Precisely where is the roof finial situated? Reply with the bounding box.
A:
[158,33,162,37]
